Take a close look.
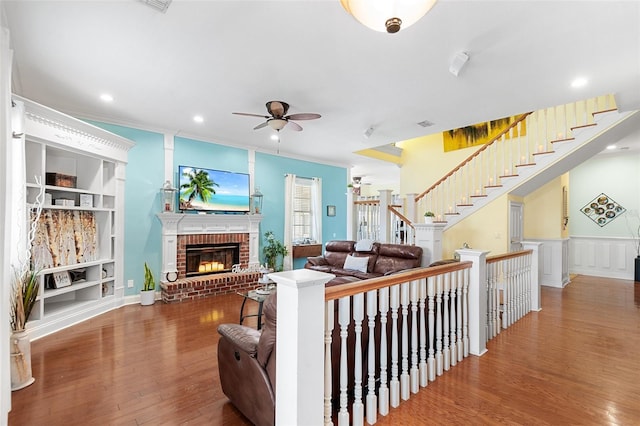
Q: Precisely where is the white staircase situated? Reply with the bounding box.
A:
[413,95,640,230]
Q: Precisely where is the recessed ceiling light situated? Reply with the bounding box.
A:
[571,77,588,88]
[193,115,204,123]
[100,93,114,102]
[270,134,279,141]
[606,145,617,150]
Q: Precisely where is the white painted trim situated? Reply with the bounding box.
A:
[569,235,636,280]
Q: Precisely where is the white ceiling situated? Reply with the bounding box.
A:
[3,0,640,187]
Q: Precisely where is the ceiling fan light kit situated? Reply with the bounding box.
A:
[340,0,438,34]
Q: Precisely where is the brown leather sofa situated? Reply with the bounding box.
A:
[304,240,423,284]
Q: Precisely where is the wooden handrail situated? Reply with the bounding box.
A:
[388,205,414,229]
[415,113,531,202]
[486,249,532,264]
[325,261,472,301]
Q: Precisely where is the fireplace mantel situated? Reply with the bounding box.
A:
[156,213,262,281]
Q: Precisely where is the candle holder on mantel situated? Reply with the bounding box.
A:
[250,187,263,215]
[160,180,177,213]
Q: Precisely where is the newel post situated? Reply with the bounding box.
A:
[268,269,335,426]
[414,222,445,266]
[378,189,393,243]
[521,241,542,312]
[457,248,489,356]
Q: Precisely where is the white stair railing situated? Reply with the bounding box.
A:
[414,94,618,226]
[485,249,535,343]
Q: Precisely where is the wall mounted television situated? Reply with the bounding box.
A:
[178,165,250,213]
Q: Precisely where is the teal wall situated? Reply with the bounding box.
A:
[87,121,165,295]
[255,152,347,269]
[174,136,248,177]
[87,122,348,292]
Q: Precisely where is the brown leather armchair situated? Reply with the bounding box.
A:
[217,293,277,426]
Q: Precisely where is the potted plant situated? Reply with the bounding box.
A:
[140,262,156,306]
[424,211,435,224]
[10,268,39,390]
[263,231,288,272]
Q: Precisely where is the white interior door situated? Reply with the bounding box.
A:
[509,201,524,251]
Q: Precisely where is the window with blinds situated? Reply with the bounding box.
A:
[293,178,313,242]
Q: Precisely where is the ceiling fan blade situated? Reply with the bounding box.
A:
[287,121,303,131]
[233,112,270,118]
[253,121,269,130]
[285,113,321,120]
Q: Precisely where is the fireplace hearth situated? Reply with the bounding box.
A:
[186,243,239,277]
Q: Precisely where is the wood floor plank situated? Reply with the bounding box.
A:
[8,276,640,425]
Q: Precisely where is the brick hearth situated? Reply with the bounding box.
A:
[161,232,257,302]
[160,271,261,303]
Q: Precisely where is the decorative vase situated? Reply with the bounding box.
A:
[10,330,35,391]
[424,216,434,224]
[140,290,156,306]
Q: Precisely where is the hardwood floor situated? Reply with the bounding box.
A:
[9,275,640,425]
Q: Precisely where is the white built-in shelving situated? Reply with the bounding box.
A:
[15,95,134,339]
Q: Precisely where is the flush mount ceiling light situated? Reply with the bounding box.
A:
[100,93,114,102]
[193,115,204,123]
[340,0,438,33]
[571,77,588,88]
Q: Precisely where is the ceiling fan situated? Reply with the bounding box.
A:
[233,101,321,132]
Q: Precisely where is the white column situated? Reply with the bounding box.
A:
[522,241,542,312]
[378,189,393,243]
[414,223,445,266]
[269,269,335,426]
[457,249,489,356]
[346,190,355,240]
[1,28,16,421]
[164,133,174,183]
[405,193,417,223]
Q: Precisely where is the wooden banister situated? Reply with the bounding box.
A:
[388,205,414,229]
[486,249,532,264]
[324,261,472,301]
[415,113,531,202]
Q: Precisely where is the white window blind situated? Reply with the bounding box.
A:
[293,178,313,242]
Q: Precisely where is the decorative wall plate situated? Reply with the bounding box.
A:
[581,193,625,227]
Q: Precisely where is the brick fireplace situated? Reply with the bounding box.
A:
[156,213,262,303]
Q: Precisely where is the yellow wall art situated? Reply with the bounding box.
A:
[443,114,527,152]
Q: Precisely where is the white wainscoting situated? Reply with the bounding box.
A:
[569,236,636,280]
[525,238,570,288]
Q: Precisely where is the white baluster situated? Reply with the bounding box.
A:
[400,282,410,401]
[443,273,450,371]
[418,278,428,387]
[449,272,457,367]
[324,300,335,426]
[502,262,509,329]
[389,285,400,408]
[378,287,389,416]
[409,280,419,393]
[352,293,364,426]
[427,276,436,381]
[435,274,443,376]
[366,290,377,425]
[338,297,350,426]
[462,268,469,357]
[456,270,464,362]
